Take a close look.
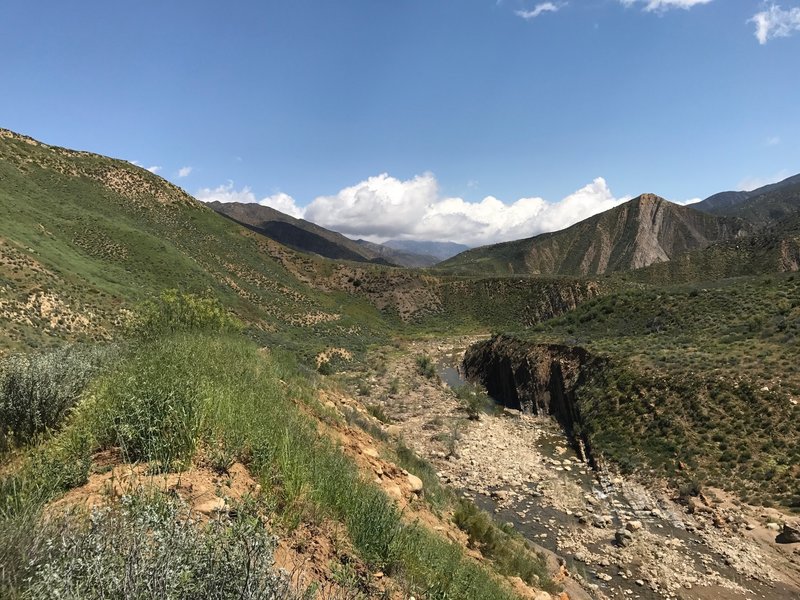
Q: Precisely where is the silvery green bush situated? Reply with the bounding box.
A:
[0,345,112,451]
[25,494,296,600]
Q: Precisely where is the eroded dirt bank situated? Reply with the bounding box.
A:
[352,337,800,600]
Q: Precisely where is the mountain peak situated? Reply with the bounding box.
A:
[439,192,746,276]
[632,193,667,205]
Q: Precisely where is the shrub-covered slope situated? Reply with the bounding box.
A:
[482,274,800,510]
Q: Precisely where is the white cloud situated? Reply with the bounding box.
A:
[197,173,643,246]
[196,182,305,219]
[301,173,630,247]
[620,0,713,12]
[515,2,564,20]
[260,192,305,219]
[766,136,781,146]
[737,169,791,191]
[177,166,193,178]
[130,160,162,174]
[750,5,800,44]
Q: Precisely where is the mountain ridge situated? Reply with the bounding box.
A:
[694,173,800,228]
[209,201,440,267]
[438,193,749,276]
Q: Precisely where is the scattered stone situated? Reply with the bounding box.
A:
[615,529,634,548]
[196,497,227,516]
[491,489,510,501]
[362,446,379,459]
[625,520,643,532]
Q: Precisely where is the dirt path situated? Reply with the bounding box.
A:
[352,337,800,600]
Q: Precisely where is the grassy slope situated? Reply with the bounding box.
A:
[0,130,394,358]
[0,130,600,362]
[1,331,546,599]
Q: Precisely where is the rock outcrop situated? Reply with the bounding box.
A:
[462,335,602,464]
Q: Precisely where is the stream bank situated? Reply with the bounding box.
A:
[351,337,800,600]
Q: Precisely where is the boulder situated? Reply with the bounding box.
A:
[362,446,379,459]
[196,497,227,516]
[407,473,424,494]
[776,523,800,544]
[615,529,634,548]
[625,520,643,532]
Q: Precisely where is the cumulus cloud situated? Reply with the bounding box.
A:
[515,2,565,20]
[202,173,630,247]
[750,5,800,44]
[195,182,305,219]
[177,166,193,178]
[131,160,162,174]
[619,0,713,12]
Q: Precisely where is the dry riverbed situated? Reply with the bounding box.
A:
[346,337,800,600]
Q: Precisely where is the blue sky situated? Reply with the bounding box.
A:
[2,1,799,245]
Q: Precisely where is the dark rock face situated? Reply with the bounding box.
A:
[462,335,603,465]
[776,523,800,544]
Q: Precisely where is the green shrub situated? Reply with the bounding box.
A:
[0,345,113,451]
[85,337,208,469]
[22,494,297,600]
[453,499,554,591]
[415,355,437,379]
[366,403,390,423]
[127,290,242,339]
[453,384,494,420]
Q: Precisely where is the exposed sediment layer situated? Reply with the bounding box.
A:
[462,335,602,464]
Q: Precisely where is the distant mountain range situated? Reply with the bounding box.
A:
[438,194,749,276]
[382,240,469,261]
[693,173,800,228]
[208,201,443,268]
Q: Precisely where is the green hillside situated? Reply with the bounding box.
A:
[511,273,800,508]
[0,128,572,599]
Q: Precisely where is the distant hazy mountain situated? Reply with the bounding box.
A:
[383,240,470,261]
[694,173,800,228]
[438,194,749,276]
[352,239,440,268]
[208,202,439,267]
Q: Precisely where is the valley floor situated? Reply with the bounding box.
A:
[345,337,800,600]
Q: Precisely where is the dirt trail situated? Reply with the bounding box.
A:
[355,337,800,600]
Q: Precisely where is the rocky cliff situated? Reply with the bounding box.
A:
[462,335,602,464]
